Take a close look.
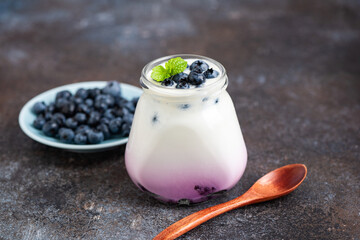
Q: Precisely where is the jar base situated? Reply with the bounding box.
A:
[137,182,228,205]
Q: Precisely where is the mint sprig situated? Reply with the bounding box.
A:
[151,66,170,82]
[151,57,187,82]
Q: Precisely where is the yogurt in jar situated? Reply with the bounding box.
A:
[125,54,247,204]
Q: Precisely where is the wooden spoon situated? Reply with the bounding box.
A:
[153,164,307,240]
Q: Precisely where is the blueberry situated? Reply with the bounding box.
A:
[84,98,93,107]
[65,118,78,129]
[176,80,190,89]
[74,133,87,144]
[59,128,75,143]
[100,117,110,126]
[68,95,76,103]
[55,98,68,110]
[109,117,122,134]
[97,124,111,139]
[122,107,130,116]
[120,123,131,137]
[32,102,47,115]
[194,185,216,195]
[87,130,104,144]
[60,102,76,116]
[115,98,127,108]
[179,104,190,110]
[87,111,101,126]
[124,102,135,113]
[113,107,129,117]
[75,88,88,99]
[204,68,219,78]
[96,94,115,107]
[56,90,72,100]
[94,94,114,112]
[104,95,115,107]
[77,103,91,114]
[188,72,205,86]
[161,78,175,87]
[172,73,188,82]
[87,88,101,99]
[46,103,55,113]
[152,113,158,124]
[52,113,66,126]
[74,97,83,105]
[122,113,134,124]
[42,121,59,137]
[103,109,115,120]
[74,113,87,123]
[190,60,209,73]
[102,81,121,97]
[33,116,46,130]
[75,125,91,135]
[44,112,53,121]
[95,102,108,112]
[112,108,122,117]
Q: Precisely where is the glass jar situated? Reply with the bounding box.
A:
[125,54,247,204]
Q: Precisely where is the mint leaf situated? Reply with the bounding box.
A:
[151,57,187,82]
[151,65,170,82]
[166,57,187,76]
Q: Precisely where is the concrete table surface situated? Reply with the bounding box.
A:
[0,0,359,239]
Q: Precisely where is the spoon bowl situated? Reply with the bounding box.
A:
[248,164,307,202]
[154,164,307,240]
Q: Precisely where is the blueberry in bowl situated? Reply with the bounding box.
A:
[19,81,142,152]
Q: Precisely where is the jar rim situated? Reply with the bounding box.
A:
[140,54,227,97]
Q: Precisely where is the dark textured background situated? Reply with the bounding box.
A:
[0,0,359,239]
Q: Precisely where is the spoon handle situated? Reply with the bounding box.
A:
[153,192,258,240]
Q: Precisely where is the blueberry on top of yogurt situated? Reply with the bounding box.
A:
[204,68,219,79]
[161,78,175,87]
[172,73,188,83]
[151,57,219,89]
[188,71,205,86]
[190,60,209,73]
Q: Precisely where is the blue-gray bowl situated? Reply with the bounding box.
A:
[19,81,142,153]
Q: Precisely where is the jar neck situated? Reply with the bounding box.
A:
[140,54,228,100]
